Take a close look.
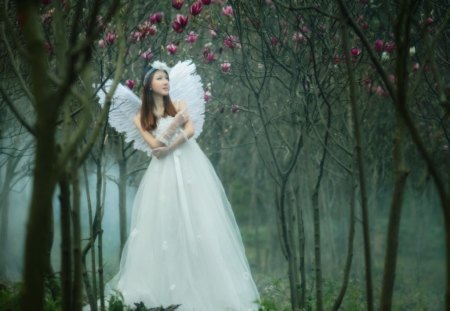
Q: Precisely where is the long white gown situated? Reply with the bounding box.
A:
[107,116,260,310]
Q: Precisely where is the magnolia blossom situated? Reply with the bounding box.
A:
[204,90,212,102]
[333,55,340,65]
[141,48,153,60]
[412,62,420,72]
[190,1,203,16]
[105,32,117,45]
[186,31,199,43]
[125,79,135,90]
[374,39,384,53]
[270,36,279,45]
[139,22,157,37]
[167,43,177,55]
[98,39,106,48]
[203,48,215,62]
[223,35,240,49]
[231,104,239,113]
[131,31,143,42]
[222,5,234,17]
[172,0,184,9]
[209,29,218,38]
[221,62,231,73]
[149,12,163,24]
[351,47,361,56]
[384,41,395,53]
[292,32,306,43]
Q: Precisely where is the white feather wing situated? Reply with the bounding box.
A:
[96,80,152,155]
[169,60,205,139]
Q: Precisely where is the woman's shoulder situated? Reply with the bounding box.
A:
[173,99,187,112]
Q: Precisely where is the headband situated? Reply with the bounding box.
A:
[143,61,171,85]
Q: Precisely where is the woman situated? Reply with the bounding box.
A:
[108,63,260,310]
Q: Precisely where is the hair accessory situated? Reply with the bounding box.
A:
[143,61,171,85]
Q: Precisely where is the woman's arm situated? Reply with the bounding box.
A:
[133,114,165,149]
[177,100,195,138]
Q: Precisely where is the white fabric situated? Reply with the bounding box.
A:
[105,116,260,310]
[96,60,205,156]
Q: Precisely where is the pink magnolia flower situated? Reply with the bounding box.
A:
[425,16,433,25]
[209,29,218,38]
[186,31,199,43]
[292,32,306,43]
[223,35,240,49]
[231,104,239,113]
[204,90,212,102]
[141,48,153,60]
[203,48,215,63]
[351,47,361,56]
[149,12,163,24]
[167,43,177,55]
[374,39,384,53]
[373,85,387,97]
[221,62,231,73]
[384,41,395,53]
[105,32,117,45]
[270,36,279,45]
[222,5,234,17]
[412,62,420,72]
[139,22,157,37]
[131,31,143,42]
[190,1,203,16]
[177,14,189,27]
[172,21,184,33]
[125,79,135,90]
[172,0,184,10]
[202,0,212,5]
[98,39,106,48]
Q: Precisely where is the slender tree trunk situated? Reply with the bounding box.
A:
[59,173,73,311]
[97,155,106,311]
[72,167,83,311]
[118,158,127,255]
[332,173,356,311]
[338,6,374,310]
[82,165,98,311]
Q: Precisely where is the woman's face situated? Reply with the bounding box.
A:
[150,70,170,97]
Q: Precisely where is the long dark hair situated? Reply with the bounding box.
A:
[140,69,177,131]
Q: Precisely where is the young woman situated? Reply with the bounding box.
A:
[107,63,260,310]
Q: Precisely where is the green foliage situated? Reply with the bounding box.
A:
[0,282,60,311]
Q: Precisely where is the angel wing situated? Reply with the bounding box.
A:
[96,80,152,155]
[169,60,205,140]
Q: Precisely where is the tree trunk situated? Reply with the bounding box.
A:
[118,158,127,255]
[59,173,73,311]
[22,127,57,311]
[72,168,83,311]
[332,173,356,311]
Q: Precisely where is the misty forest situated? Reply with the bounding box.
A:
[0,0,449,310]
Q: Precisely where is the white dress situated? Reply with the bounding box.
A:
[107,116,260,310]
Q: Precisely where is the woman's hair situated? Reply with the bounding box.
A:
[140,69,177,131]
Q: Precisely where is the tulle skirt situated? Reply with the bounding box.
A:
[106,140,260,310]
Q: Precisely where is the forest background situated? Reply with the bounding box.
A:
[0,0,449,311]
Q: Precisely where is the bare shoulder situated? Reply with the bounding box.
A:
[174,99,187,112]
